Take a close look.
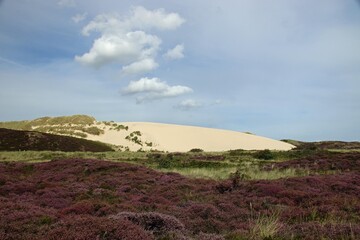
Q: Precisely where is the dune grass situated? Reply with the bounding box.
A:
[159,166,238,180]
[158,165,308,180]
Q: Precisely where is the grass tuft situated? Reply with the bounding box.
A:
[251,212,281,239]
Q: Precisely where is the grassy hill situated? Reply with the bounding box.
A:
[0,128,113,152]
[0,115,103,138]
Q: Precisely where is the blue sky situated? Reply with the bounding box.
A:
[0,0,359,141]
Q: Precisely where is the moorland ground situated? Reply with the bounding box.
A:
[0,147,359,239]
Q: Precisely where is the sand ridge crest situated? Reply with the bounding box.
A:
[86,121,294,152]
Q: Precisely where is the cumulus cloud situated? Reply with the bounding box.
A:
[127,6,185,31]
[81,6,185,35]
[122,58,159,75]
[75,6,185,72]
[175,99,203,111]
[72,13,87,23]
[122,77,192,103]
[75,31,161,68]
[164,44,184,60]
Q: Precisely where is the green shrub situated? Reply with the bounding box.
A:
[83,127,104,135]
[103,121,112,126]
[158,157,172,168]
[73,132,87,138]
[189,148,204,153]
[132,131,141,136]
[254,149,274,160]
[114,125,128,131]
[228,149,245,156]
[125,132,143,146]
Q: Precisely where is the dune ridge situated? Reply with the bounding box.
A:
[87,121,294,151]
[0,115,294,151]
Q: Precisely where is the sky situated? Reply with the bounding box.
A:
[0,0,359,141]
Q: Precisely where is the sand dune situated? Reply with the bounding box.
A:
[87,122,294,152]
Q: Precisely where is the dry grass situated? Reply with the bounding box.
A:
[251,211,281,239]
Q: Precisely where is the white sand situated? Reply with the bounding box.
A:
[86,122,294,152]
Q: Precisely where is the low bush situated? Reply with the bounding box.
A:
[114,125,129,131]
[228,149,245,156]
[83,126,104,136]
[253,149,274,160]
[189,148,204,153]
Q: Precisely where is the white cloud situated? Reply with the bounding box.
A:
[76,6,185,72]
[81,13,123,37]
[175,99,202,111]
[72,13,87,23]
[57,0,76,7]
[81,6,185,36]
[128,6,185,31]
[164,44,184,60]
[122,77,192,103]
[122,58,159,75]
[75,31,161,68]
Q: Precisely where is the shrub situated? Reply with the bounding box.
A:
[189,148,204,153]
[158,157,172,169]
[83,126,104,135]
[125,132,143,146]
[73,132,88,138]
[254,149,274,160]
[114,125,129,131]
[228,149,245,156]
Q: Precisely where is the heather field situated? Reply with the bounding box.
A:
[2,1,359,239]
[0,150,359,239]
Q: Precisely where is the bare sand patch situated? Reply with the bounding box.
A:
[87,122,294,152]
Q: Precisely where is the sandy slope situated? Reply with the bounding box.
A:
[87,122,294,152]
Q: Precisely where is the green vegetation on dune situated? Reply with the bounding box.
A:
[32,115,96,125]
[0,115,103,138]
[0,115,95,130]
[125,131,145,146]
